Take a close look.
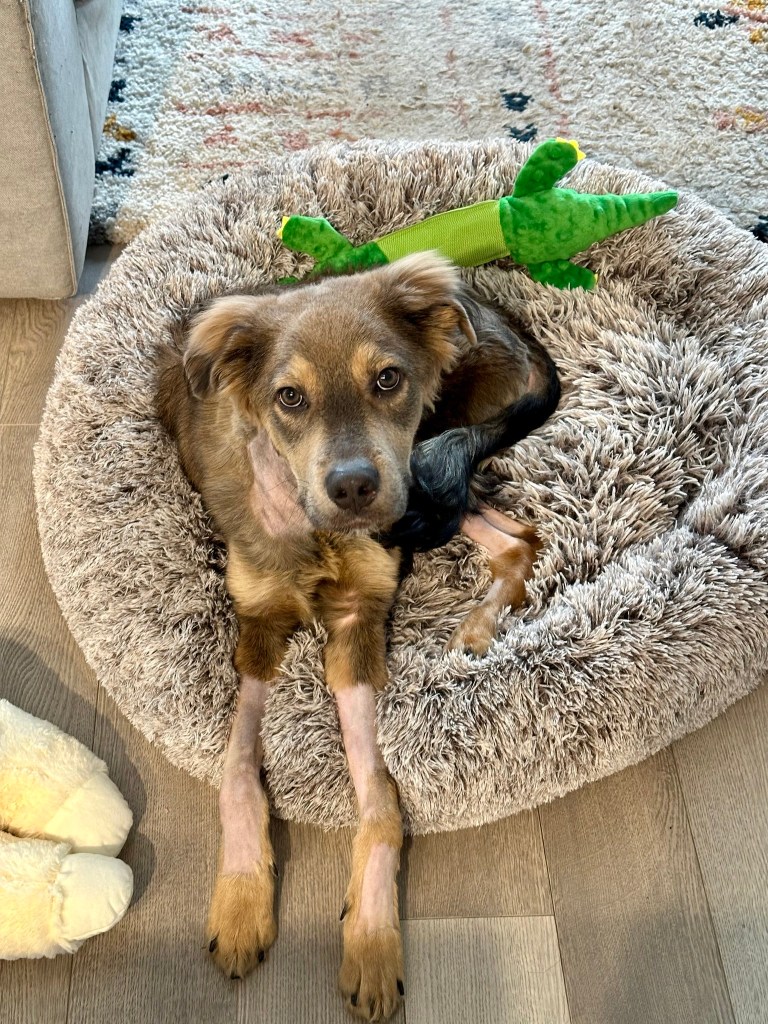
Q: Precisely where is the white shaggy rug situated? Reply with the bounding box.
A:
[92,0,768,244]
[38,139,768,833]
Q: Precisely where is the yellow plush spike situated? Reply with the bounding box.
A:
[556,137,586,161]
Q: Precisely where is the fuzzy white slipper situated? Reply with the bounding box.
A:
[0,832,133,959]
[0,701,132,856]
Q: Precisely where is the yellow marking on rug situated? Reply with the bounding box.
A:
[103,114,136,142]
[735,106,768,130]
[726,0,766,10]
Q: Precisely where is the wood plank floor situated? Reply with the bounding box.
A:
[0,246,766,1024]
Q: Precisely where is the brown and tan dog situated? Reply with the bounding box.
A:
[156,253,558,1021]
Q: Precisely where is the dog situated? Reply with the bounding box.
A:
[155,252,559,1021]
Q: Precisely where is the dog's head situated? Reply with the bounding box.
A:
[183,253,475,533]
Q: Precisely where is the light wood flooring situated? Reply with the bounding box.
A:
[1,248,767,1024]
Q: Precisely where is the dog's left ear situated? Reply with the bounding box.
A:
[377,252,476,403]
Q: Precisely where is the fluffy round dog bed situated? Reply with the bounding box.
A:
[35,139,768,833]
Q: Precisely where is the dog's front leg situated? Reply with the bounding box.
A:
[321,539,404,1022]
[207,612,289,979]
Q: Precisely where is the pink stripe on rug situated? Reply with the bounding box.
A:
[722,4,768,24]
[533,0,569,136]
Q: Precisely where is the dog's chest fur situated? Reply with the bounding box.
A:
[219,437,399,635]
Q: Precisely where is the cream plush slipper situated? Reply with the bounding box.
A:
[0,700,132,856]
[0,832,133,959]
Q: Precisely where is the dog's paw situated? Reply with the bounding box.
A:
[207,865,277,979]
[339,919,404,1021]
[446,606,498,656]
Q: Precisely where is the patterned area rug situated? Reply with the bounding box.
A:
[92,1,768,244]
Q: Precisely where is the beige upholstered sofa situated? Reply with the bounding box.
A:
[0,0,121,299]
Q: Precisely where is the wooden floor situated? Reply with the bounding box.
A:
[1,248,767,1024]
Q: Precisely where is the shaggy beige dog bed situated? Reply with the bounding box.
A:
[36,140,768,833]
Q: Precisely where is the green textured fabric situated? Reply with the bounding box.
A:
[278,216,388,275]
[278,139,679,289]
[280,216,348,262]
[512,138,582,198]
[500,189,679,265]
[376,200,507,266]
[527,259,597,290]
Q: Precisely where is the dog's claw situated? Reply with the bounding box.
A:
[351,992,358,1007]
[340,900,349,921]
[209,936,218,953]
[397,979,405,996]
[231,973,241,981]
[258,949,265,963]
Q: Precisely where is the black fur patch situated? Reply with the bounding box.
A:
[383,347,560,552]
[752,215,768,244]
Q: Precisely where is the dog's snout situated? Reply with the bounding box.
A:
[325,459,380,513]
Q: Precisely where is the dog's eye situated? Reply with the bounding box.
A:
[277,387,305,409]
[375,368,401,392]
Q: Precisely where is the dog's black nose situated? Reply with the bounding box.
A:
[325,459,380,513]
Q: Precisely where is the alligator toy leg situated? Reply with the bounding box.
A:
[278,215,389,277]
[279,216,356,263]
[526,259,597,290]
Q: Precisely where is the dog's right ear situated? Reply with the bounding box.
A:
[183,296,272,417]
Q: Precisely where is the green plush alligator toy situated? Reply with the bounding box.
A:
[277,138,678,290]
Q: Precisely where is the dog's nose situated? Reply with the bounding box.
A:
[325,459,380,513]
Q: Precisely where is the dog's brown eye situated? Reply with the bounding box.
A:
[376,368,400,392]
[277,387,305,409]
